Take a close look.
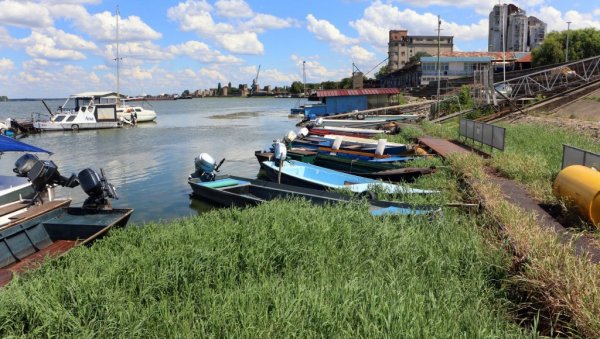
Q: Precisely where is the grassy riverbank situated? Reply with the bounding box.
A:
[389,119,600,336]
[0,200,524,337]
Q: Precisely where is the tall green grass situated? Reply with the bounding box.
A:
[0,200,525,337]
[492,123,600,201]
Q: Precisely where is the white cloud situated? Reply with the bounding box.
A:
[260,68,298,83]
[104,41,171,62]
[0,1,53,28]
[168,1,291,54]
[306,14,357,46]
[219,32,264,54]
[241,13,297,33]
[24,31,86,60]
[344,45,376,64]
[291,55,349,82]
[594,9,600,17]
[122,65,153,81]
[214,0,253,18]
[198,68,226,82]
[168,40,243,63]
[389,0,544,16]
[350,2,487,51]
[0,58,14,71]
[533,6,600,32]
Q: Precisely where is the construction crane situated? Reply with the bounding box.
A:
[251,64,261,95]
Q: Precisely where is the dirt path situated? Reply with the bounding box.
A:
[486,170,600,263]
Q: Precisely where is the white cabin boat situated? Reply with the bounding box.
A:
[116,99,157,123]
[34,92,123,131]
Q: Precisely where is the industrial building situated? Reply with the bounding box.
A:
[387,30,454,72]
[488,3,547,52]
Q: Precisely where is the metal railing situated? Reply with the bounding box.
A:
[561,144,600,169]
[459,118,505,151]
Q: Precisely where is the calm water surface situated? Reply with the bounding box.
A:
[0,97,307,224]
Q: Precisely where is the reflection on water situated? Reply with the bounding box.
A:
[208,111,260,119]
[0,97,307,224]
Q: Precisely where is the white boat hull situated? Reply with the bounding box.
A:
[117,107,157,122]
[34,121,121,131]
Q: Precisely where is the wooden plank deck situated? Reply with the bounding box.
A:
[0,200,71,231]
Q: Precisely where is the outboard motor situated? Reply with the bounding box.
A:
[273,141,287,166]
[26,159,79,204]
[78,168,118,210]
[13,154,39,177]
[190,153,225,182]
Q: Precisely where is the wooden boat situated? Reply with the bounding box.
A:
[260,160,437,194]
[189,176,440,216]
[0,206,133,287]
[255,151,435,182]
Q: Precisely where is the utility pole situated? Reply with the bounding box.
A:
[114,5,122,104]
[500,1,506,83]
[436,15,442,115]
[565,21,572,62]
[302,60,306,97]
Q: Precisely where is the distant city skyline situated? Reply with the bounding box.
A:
[0,0,598,98]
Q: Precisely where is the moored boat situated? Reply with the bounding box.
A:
[0,206,133,287]
[189,175,440,217]
[260,159,437,194]
[34,92,123,131]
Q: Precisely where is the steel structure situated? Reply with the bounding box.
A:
[492,55,600,101]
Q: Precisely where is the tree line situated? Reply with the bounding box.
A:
[532,28,600,67]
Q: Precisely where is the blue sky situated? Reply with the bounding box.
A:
[0,0,597,98]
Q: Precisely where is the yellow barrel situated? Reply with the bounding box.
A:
[553,165,600,226]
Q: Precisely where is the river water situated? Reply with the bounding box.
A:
[0,97,307,224]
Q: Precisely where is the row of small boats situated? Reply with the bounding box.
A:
[187,121,443,217]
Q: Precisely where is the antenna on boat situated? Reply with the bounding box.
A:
[114,5,122,105]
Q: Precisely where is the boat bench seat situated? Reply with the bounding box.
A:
[200,179,250,189]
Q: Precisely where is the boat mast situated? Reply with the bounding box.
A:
[115,5,121,105]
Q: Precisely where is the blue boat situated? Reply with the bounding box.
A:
[260,160,437,194]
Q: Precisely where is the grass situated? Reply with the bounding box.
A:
[448,152,600,337]
[387,120,600,336]
[0,200,525,337]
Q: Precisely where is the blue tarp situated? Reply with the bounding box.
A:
[0,135,52,154]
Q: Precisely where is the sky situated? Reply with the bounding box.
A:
[0,0,598,98]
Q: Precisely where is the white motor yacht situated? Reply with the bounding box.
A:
[34,92,123,131]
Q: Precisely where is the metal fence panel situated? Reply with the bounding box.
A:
[459,119,467,137]
[492,126,505,150]
[473,122,483,143]
[459,118,505,151]
[466,120,474,140]
[482,124,494,146]
[563,145,600,169]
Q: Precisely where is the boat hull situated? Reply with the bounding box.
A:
[189,176,440,216]
[34,121,121,131]
[0,206,133,287]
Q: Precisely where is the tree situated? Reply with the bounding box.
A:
[228,82,232,89]
[532,28,600,67]
[320,81,339,89]
[290,81,303,94]
[374,65,389,79]
[181,89,190,97]
[217,82,223,96]
[339,77,353,89]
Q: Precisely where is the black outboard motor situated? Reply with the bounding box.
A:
[190,153,225,182]
[26,159,79,204]
[13,154,39,177]
[78,168,118,210]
